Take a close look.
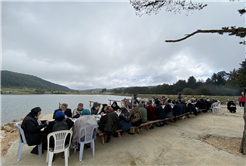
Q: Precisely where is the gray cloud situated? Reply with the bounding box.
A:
[2,1,245,90]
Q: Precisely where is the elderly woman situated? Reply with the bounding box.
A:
[71,109,98,150]
[98,106,121,143]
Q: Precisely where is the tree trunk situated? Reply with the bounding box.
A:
[240,99,246,155]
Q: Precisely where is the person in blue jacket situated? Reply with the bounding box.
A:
[53,103,72,119]
[154,100,165,126]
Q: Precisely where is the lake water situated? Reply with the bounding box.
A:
[0,94,130,125]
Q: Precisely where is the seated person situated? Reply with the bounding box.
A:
[154,101,165,120]
[173,100,183,116]
[71,109,98,150]
[98,107,121,143]
[227,101,236,113]
[123,99,132,111]
[186,100,197,115]
[129,104,142,134]
[145,101,157,121]
[111,101,120,111]
[99,104,108,115]
[195,100,203,110]
[53,103,72,119]
[118,107,132,134]
[44,111,74,134]
[21,107,49,154]
[138,103,147,123]
[91,102,100,115]
[44,111,74,159]
[72,103,84,118]
[163,102,173,118]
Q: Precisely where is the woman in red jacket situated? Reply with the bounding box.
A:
[239,94,245,107]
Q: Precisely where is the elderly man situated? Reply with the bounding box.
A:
[53,103,72,119]
[72,103,84,118]
[21,107,49,154]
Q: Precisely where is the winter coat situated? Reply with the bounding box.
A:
[129,107,143,123]
[173,103,183,116]
[145,105,157,121]
[155,105,165,120]
[21,111,47,146]
[72,108,84,118]
[53,108,72,119]
[240,95,245,102]
[98,112,122,135]
[138,103,147,123]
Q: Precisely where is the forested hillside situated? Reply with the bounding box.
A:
[1,70,71,91]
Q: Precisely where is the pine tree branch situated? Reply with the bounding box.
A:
[165,28,246,42]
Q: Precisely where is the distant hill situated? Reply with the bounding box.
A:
[1,70,71,91]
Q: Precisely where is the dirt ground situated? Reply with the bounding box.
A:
[1,106,246,165]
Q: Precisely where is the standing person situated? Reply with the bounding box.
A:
[21,107,49,154]
[131,94,139,106]
[91,102,100,115]
[178,92,182,101]
[72,103,84,118]
[53,103,72,119]
[240,94,245,107]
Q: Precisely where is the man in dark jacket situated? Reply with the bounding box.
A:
[53,103,72,119]
[21,107,49,154]
[154,101,165,126]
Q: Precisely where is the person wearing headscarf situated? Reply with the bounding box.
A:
[163,102,173,118]
[21,107,49,154]
[99,104,108,115]
[138,103,147,123]
[111,101,120,111]
[98,107,121,143]
[71,109,98,150]
[91,102,100,115]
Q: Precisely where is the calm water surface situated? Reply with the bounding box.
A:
[0,94,130,125]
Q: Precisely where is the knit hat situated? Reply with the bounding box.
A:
[54,111,65,119]
[81,109,90,116]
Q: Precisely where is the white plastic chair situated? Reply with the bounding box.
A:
[46,130,73,166]
[16,122,42,161]
[74,124,98,161]
[211,101,221,113]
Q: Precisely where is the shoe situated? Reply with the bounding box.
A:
[30,148,44,155]
[106,137,111,143]
[128,132,135,135]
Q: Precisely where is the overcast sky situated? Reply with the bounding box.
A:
[1,0,245,90]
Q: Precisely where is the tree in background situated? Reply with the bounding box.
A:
[130,0,246,155]
[101,88,107,93]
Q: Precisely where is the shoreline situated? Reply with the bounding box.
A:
[1,106,245,165]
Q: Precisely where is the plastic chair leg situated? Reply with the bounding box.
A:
[79,142,84,161]
[38,143,42,157]
[65,149,69,166]
[91,141,95,157]
[48,152,54,166]
[17,142,25,161]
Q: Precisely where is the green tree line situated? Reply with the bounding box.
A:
[111,61,245,96]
